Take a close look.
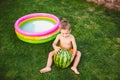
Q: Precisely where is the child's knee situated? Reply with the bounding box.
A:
[49,51,55,56]
[77,51,81,57]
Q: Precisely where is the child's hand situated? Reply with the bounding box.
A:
[54,47,61,53]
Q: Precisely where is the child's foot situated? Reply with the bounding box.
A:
[71,67,80,75]
[40,67,51,73]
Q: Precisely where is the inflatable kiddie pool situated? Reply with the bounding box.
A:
[14,13,60,44]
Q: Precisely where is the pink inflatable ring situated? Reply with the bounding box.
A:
[14,13,60,43]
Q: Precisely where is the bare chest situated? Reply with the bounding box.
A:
[60,37,72,45]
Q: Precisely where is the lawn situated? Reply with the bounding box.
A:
[0,0,120,80]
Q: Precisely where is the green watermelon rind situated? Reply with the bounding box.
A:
[54,49,72,68]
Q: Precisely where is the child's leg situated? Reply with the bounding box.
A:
[40,51,56,73]
[71,51,81,74]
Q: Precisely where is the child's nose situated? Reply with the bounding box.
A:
[63,35,67,37]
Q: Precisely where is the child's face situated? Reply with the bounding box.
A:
[60,29,71,38]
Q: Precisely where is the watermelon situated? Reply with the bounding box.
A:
[54,49,72,68]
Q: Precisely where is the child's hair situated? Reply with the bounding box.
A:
[60,19,71,30]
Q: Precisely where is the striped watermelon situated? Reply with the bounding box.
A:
[54,49,72,68]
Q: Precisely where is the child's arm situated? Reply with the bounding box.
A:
[52,34,61,52]
[71,36,77,61]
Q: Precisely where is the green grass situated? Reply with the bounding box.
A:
[0,0,120,80]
